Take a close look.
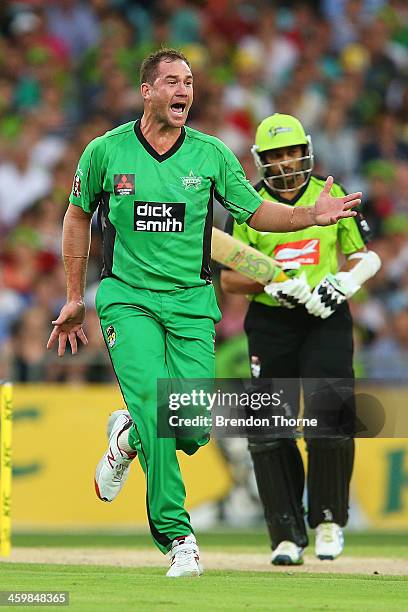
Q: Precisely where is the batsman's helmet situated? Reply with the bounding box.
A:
[251,113,314,192]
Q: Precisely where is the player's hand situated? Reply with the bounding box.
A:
[305,273,355,319]
[46,300,88,357]
[314,176,361,226]
[264,272,312,308]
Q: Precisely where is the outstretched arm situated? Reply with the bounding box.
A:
[46,204,92,356]
[248,176,361,232]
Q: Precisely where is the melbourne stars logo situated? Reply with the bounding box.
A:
[181,170,202,190]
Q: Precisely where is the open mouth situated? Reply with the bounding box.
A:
[170,102,186,115]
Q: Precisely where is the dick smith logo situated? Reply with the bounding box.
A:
[134,201,185,232]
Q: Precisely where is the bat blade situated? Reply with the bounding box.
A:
[211,227,288,284]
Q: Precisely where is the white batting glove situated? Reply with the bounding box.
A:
[305,272,358,319]
[264,272,312,308]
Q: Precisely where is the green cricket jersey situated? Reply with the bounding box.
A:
[69,120,262,290]
[226,176,368,308]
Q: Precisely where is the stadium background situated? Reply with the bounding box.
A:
[1,0,408,534]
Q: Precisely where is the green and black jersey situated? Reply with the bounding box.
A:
[225,176,369,308]
[69,120,262,290]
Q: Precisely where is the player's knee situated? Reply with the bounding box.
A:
[304,385,355,436]
[177,433,210,455]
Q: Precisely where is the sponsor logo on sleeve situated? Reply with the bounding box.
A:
[250,355,261,378]
[114,174,135,196]
[134,201,185,232]
[73,174,81,197]
[106,325,116,348]
[274,239,320,265]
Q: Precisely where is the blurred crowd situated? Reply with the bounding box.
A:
[0,0,407,383]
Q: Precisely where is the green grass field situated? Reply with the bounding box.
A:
[1,532,407,611]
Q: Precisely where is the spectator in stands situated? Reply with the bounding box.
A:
[0,0,406,382]
[313,104,359,185]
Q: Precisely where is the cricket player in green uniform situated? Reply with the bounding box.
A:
[221,113,381,566]
[47,50,362,577]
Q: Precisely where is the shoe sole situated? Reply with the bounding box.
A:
[167,566,202,578]
[94,456,111,502]
[94,477,108,502]
[94,413,133,503]
[271,555,304,566]
[316,545,343,561]
[167,569,201,578]
[167,560,203,578]
[94,451,133,503]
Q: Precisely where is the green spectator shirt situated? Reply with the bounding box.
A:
[225,175,368,308]
[69,120,262,290]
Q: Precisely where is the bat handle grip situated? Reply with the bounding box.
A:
[272,270,289,283]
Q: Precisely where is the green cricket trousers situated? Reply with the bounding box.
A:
[95,277,221,553]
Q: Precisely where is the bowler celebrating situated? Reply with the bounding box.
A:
[47,49,361,577]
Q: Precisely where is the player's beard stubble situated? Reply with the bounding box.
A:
[268,168,303,191]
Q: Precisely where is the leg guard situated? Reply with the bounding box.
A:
[306,437,355,528]
[303,382,356,438]
[249,438,308,549]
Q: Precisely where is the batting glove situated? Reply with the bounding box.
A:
[305,272,359,319]
[264,272,312,308]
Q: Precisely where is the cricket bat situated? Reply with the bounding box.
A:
[211,227,289,284]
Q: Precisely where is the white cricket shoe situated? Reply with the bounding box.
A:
[166,534,203,577]
[315,522,344,560]
[94,410,136,502]
[271,541,304,566]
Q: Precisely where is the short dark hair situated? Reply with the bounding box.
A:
[140,48,191,85]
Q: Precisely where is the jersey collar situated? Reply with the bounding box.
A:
[134,120,186,163]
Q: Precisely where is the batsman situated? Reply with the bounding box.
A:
[221,114,381,565]
[46,47,363,578]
